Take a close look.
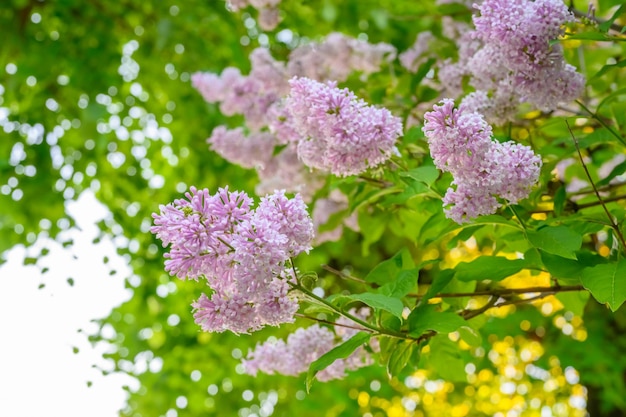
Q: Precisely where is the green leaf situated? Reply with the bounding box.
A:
[378,268,418,298]
[408,304,466,337]
[346,293,405,318]
[472,214,522,229]
[540,252,585,284]
[429,336,466,382]
[386,339,416,378]
[592,58,626,80]
[455,256,528,282]
[458,326,482,347]
[556,291,590,317]
[410,58,437,92]
[553,185,567,216]
[306,332,371,391]
[365,248,415,285]
[399,166,439,187]
[527,226,582,260]
[611,101,626,130]
[598,4,625,33]
[423,269,455,302]
[581,259,626,312]
[564,31,622,42]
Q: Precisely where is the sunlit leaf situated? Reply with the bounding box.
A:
[581,260,626,312]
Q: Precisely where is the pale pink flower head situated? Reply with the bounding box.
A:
[286,77,403,177]
[423,100,542,223]
[152,188,314,333]
[241,312,376,381]
[207,126,276,169]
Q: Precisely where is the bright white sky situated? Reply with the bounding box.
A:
[0,191,138,416]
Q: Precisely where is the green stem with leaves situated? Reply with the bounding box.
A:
[287,279,418,341]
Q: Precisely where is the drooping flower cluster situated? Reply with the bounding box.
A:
[436,0,584,123]
[242,309,376,381]
[284,77,403,177]
[151,187,315,333]
[423,99,542,223]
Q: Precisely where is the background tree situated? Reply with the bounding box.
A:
[2,0,626,416]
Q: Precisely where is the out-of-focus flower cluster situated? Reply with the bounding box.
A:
[192,33,398,192]
[242,308,377,381]
[423,99,542,223]
[151,187,314,334]
[227,0,282,31]
[435,0,584,124]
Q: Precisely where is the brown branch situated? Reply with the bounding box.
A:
[571,181,626,196]
[577,194,626,209]
[462,297,498,320]
[408,284,585,299]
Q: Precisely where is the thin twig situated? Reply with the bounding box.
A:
[577,194,626,209]
[571,7,626,34]
[357,175,394,188]
[322,264,371,285]
[567,120,626,252]
[571,182,626,196]
[495,293,551,307]
[462,297,498,320]
[576,100,626,146]
[508,205,528,230]
[295,313,369,332]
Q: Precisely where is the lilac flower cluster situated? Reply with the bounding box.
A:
[192,38,397,195]
[423,99,542,223]
[287,32,397,82]
[207,126,275,169]
[312,189,360,244]
[242,309,375,381]
[470,0,584,110]
[227,0,282,30]
[284,77,403,177]
[151,187,314,333]
[191,49,288,132]
[399,32,435,73]
[436,0,584,123]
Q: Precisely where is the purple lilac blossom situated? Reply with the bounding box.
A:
[312,189,360,244]
[286,77,403,177]
[399,32,435,73]
[151,187,314,333]
[242,310,376,381]
[470,0,584,111]
[227,0,282,30]
[287,32,396,82]
[207,126,276,169]
[255,145,326,202]
[423,99,542,223]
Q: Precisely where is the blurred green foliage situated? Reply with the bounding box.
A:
[2,0,626,416]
